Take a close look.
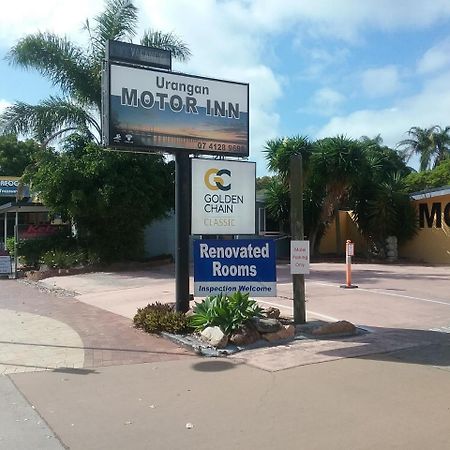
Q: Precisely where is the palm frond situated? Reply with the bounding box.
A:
[87,0,138,60]
[140,29,191,62]
[0,98,100,145]
[263,136,311,181]
[264,137,285,173]
[7,32,98,104]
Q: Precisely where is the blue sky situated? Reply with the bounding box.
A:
[2,0,450,175]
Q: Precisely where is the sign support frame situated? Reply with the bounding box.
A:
[175,151,191,312]
[290,154,306,324]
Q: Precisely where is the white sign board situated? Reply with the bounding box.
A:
[104,64,249,156]
[346,242,354,256]
[0,256,12,274]
[191,159,255,235]
[290,240,310,274]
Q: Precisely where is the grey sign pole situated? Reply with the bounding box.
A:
[175,152,191,312]
[290,155,306,324]
[14,211,18,279]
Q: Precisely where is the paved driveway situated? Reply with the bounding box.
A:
[41,261,450,331]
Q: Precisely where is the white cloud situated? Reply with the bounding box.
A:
[139,1,282,173]
[361,65,403,97]
[317,70,450,149]
[418,37,450,74]
[295,46,350,79]
[3,1,450,48]
[310,88,345,116]
[242,0,450,42]
[0,99,11,114]
[0,0,99,47]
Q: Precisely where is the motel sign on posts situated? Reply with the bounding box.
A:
[193,239,276,297]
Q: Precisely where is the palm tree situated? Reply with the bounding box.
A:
[0,0,191,146]
[397,125,450,171]
[353,172,417,255]
[263,135,313,235]
[310,135,366,225]
[263,135,364,254]
[264,135,312,182]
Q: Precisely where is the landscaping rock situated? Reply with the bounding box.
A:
[230,325,261,346]
[25,270,54,281]
[262,325,295,343]
[311,320,357,336]
[251,317,282,333]
[264,307,280,319]
[200,326,228,348]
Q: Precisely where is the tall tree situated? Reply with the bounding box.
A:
[24,135,174,261]
[397,125,450,171]
[264,134,417,257]
[310,135,366,225]
[403,159,450,192]
[264,136,314,236]
[0,0,191,145]
[0,134,40,176]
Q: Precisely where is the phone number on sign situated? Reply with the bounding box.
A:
[197,142,244,153]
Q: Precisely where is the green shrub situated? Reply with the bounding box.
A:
[133,302,191,334]
[14,232,76,268]
[16,239,49,267]
[189,291,264,335]
[41,249,86,269]
[5,237,15,254]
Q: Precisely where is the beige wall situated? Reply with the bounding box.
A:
[399,193,450,264]
[319,211,368,255]
[319,194,450,264]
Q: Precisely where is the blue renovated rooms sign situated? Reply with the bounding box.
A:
[193,239,276,297]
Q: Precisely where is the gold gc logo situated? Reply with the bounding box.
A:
[204,168,231,191]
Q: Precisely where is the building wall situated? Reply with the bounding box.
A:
[399,193,450,264]
[319,211,368,255]
[318,194,450,264]
[144,214,176,258]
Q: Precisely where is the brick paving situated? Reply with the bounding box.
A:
[0,279,195,371]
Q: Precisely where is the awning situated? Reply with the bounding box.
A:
[0,201,50,214]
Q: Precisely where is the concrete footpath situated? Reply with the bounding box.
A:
[1,262,450,449]
[8,354,450,450]
[0,376,64,449]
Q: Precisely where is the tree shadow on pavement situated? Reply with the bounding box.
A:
[191,360,240,372]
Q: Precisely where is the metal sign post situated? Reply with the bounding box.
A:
[175,152,191,312]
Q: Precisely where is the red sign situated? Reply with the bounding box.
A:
[19,224,61,240]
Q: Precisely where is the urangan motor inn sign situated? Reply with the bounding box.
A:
[103,63,249,156]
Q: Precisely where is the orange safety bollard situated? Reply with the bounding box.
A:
[340,240,358,289]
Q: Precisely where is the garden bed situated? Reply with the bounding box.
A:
[161,319,369,357]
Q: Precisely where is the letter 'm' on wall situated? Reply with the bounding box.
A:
[419,203,442,228]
